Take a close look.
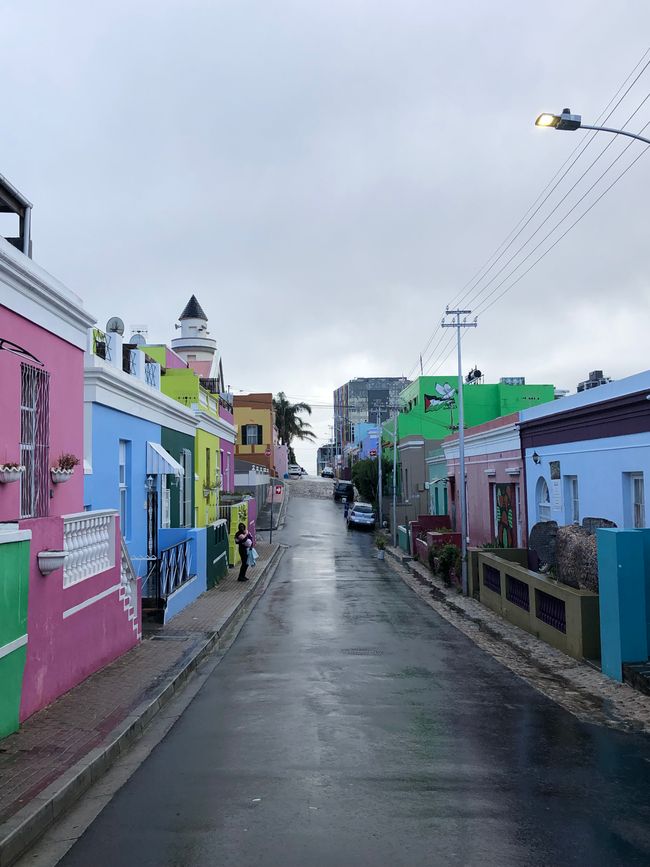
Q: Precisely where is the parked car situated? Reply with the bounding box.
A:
[288,464,302,478]
[321,466,334,478]
[347,502,376,530]
[333,480,354,502]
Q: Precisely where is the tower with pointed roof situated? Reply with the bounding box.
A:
[171,294,223,387]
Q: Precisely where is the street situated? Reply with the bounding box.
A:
[58,488,650,867]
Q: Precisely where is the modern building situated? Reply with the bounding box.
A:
[0,222,138,737]
[333,377,410,449]
[387,375,556,526]
[316,443,335,475]
[520,370,650,535]
[577,369,612,393]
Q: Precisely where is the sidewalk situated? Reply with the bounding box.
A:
[384,546,650,735]
[0,542,283,867]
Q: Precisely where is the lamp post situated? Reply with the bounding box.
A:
[535,108,650,145]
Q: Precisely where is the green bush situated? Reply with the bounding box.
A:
[437,543,461,586]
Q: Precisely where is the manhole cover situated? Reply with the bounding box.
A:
[341,647,384,656]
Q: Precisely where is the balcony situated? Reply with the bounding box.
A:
[62,510,117,588]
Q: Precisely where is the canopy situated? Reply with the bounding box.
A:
[146,442,184,477]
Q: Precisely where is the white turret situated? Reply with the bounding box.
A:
[171,295,221,382]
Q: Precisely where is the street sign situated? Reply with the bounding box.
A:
[265,447,272,457]
[275,485,282,495]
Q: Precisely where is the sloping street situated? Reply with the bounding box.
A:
[55,489,650,867]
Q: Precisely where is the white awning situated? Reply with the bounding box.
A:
[146,442,184,477]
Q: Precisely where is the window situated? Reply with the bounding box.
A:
[632,473,645,529]
[206,447,211,487]
[118,440,130,538]
[565,476,579,524]
[243,424,263,445]
[20,364,50,518]
[536,477,551,522]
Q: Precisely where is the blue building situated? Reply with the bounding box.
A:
[84,330,205,623]
[520,370,650,534]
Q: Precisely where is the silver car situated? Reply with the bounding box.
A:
[347,502,376,530]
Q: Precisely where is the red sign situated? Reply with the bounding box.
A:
[265,447,272,457]
[275,485,282,495]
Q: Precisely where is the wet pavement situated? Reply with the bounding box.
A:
[59,495,650,866]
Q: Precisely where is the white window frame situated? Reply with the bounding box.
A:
[161,474,171,528]
[180,448,193,527]
[118,439,129,538]
[245,425,259,445]
[536,477,551,522]
[565,475,579,524]
[632,473,645,529]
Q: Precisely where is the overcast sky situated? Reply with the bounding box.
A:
[3,1,650,470]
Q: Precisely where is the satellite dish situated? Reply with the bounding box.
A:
[130,333,146,346]
[106,316,125,335]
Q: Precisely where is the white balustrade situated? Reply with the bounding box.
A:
[62,510,117,587]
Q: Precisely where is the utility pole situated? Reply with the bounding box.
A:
[441,307,477,595]
[392,406,398,547]
[375,405,383,528]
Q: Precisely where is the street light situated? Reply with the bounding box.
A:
[535,107,650,145]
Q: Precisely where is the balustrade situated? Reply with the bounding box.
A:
[63,510,116,587]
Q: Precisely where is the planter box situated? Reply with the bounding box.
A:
[51,468,75,484]
[0,466,25,484]
[426,531,462,550]
[477,551,600,660]
[410,516,450,556]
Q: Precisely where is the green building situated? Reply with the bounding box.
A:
[382,375,556,525]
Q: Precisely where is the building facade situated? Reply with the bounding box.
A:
[334,377,410,449]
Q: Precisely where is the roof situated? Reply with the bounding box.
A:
[179,294,207,321]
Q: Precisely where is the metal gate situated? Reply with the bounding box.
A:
[145,489,159,602]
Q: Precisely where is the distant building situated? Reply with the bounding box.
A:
[317,443,335,474]
[234,393,288,478]
[333,377,410,448]
[577,370,612,393]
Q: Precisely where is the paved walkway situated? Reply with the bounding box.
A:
[0,543,278,830]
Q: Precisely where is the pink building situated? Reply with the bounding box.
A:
[443,413,527,549]
[0,230,140,733]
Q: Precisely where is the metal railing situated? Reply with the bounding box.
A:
[159,538,192,598]
[482,564,501,595]
[535,589,567,633]
[506,573,530,611]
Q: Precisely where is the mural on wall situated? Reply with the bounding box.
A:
[424,383,457,432]
[494,484,516,548]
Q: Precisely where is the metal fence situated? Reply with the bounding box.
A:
[159,538,192,599]
[20,363,49,519]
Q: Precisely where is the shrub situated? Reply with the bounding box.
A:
[437,543,461,586]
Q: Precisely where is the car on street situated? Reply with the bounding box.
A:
[333,480,354,502]
[346,502,376,530]
[321,466,334,478]
[288,464,302,478]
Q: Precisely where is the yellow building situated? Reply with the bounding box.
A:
[233,393,276,474]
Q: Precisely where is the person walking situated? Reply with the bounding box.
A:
[235,523,253,582]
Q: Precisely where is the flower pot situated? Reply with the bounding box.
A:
[51,468,74,484]
[0,466,25,484]
[38,550,67,576]
[376,549,385,560]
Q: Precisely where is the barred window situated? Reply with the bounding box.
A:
[20,364,50,518]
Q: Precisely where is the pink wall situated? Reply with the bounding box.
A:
[445,414,526,548]
[0,305,84,522]
[19,516,138,721]
[221,438,235,493]
[164,347,188,369]
[274,443,289,479]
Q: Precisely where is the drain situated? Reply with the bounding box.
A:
[341,647,384,656]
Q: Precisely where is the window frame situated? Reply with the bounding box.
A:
[118,439,130,538]
[20,364,50,519]
[632,472,645,529]
[536,477,551,522]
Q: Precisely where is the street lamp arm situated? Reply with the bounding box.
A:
[578,123,650,146]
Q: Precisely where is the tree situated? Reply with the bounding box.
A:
[351,456,393,506]
[273,392,316,462]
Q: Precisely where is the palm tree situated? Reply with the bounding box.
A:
[273,392,316,464]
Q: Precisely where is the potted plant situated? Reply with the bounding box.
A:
[375,532,387,560]
[51,453,80,484]
[0,462,25,484]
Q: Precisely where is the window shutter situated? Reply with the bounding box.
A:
[241,424,248,444]
[257,425,263,445]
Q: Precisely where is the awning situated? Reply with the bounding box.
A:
[146,442,184,477]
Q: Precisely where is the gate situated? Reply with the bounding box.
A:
[145,489,160,603]
[206,519,229,588]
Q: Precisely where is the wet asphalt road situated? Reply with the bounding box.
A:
[61,491,650,866]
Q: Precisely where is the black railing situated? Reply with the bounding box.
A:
[506,573,530,611]
[535,589,566,633]
[482,564,501,594]
[159,538,192,599]
[145,362,158,387]
[200,377,219,394]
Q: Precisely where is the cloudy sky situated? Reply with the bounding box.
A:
[3,1,649,470]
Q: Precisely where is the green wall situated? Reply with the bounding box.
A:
[0,536,30,738]
[161,428,196,528]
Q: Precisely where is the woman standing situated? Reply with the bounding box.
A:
[235,523,253,582]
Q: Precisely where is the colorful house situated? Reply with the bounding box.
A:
[83,327,202,624]
[386,375,556,526]
[520,371,650,533]
[234,393,288,477]
[0,228,139,737]
[443,413,527,548]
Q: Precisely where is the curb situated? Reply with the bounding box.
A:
[0,545,285,867]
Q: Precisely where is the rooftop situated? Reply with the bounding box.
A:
[179,294,208,321]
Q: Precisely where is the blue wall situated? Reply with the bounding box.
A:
[158,527,207,623]
[524,432,650,533]
[85,403,160,579]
